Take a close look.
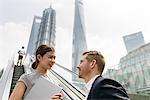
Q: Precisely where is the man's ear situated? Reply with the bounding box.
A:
[90,59,96,69]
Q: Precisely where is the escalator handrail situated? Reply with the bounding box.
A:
[50,69,86,98]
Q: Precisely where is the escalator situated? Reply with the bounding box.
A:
[48,69,86,100]
[0,68,4,79]
[9,65,25,96]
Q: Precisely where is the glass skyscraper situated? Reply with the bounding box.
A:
[72,0,87,86]
[26,16,41,55]
[36,6,56,48]
[27,6,56,56]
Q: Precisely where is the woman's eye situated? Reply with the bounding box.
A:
[48,56,55,59]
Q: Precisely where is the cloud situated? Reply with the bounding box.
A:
[0,22,31,69]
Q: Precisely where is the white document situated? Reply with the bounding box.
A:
[24,77,62,100]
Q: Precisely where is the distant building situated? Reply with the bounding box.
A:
[27,7,56,55]
[123,31,145,53]
[104,42,150,95]
[72,0,87,87]
[104,32,150,94]
[36,6,56,48]
[26,16,41,55]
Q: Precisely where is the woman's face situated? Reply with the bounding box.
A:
[38,51,56,70]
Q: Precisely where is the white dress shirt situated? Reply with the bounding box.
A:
[84,75,100,100]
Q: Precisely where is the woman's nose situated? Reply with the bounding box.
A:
[51,58,55,63]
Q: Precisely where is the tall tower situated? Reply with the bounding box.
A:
[26,16,41,55]
[36,6,56,48]
[72,0,87,85]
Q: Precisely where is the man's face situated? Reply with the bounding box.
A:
[77,55,91,79]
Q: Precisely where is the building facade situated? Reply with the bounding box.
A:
[104,43,150,95]
[72,0,87,86]
[123,31,145,53]
[26,16,41,55]
[36,7,56,48]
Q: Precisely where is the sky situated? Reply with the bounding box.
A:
[1,0,150,72]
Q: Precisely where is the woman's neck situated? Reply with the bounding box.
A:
[36,66,47,74]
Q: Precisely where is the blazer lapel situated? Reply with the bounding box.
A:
[87,75,103,99]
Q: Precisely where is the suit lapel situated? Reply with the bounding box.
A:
[87,75,103,99]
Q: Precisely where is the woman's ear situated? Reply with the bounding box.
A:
[37,54,41,61]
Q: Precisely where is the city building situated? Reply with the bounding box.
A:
[26,16,41,55]
[123,31,145,53]
[36,6,56,48]
[72,0,87,86]
[104,34,150,95]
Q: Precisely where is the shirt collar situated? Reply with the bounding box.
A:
[85,75,100,92]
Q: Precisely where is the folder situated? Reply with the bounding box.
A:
[24,77,62,100]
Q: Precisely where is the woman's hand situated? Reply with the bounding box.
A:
[51,92,62,100]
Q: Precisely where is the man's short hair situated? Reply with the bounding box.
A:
[83,50,105,74]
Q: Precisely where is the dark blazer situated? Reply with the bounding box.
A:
[87,76,130,100]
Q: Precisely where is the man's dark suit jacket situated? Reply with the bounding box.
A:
[87,76,130,100]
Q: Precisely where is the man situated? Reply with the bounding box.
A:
[77,50,130,100]
[17,46,25,66]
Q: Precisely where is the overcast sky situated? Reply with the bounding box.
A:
[1,0,150,72]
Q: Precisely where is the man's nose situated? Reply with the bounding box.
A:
[77,64,80,68]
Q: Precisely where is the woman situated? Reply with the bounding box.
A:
[9,45,62,100]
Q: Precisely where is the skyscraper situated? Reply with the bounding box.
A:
[26,16,41,55]
[72,0,87,85]
[123,31,145,53]
[36,6,56,48]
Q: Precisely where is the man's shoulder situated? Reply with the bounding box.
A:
[93,76,127,91]
[89,76,130,99]
[95,76,121,85]
[94,76,128,94]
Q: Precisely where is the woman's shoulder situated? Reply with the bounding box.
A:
[18,72,38,86]
[19,72,36,80]
[20,72,33,77]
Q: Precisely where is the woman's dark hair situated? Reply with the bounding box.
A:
[31,61,36,69]
[32,45,55,69]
